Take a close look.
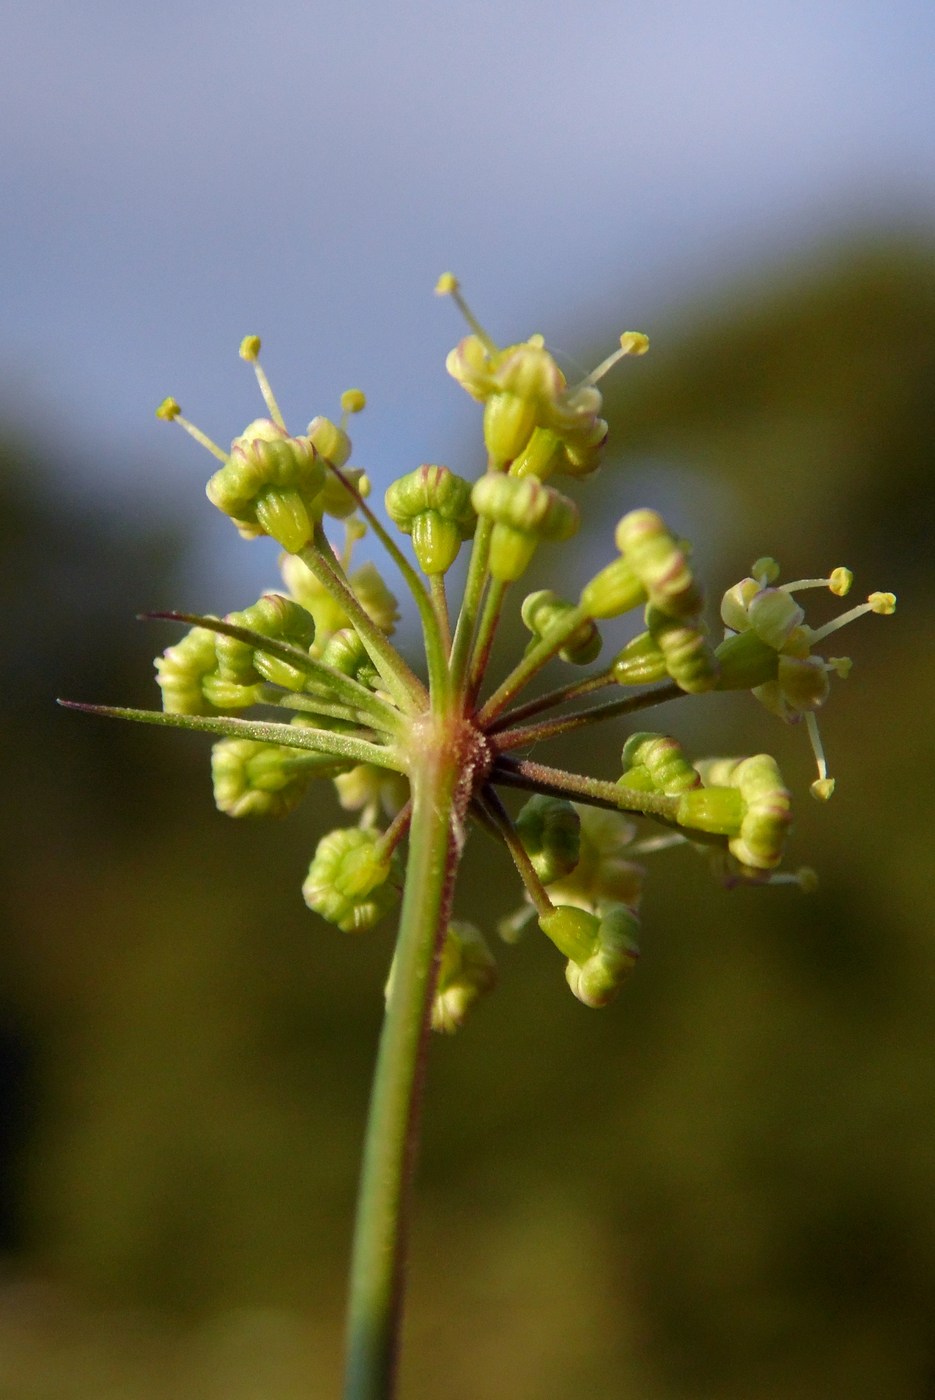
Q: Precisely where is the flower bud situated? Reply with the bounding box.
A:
[746,587,805,649]
[520,590,601,665]
[615,509,702,618]
[320,629,380,687]
[385,464,476,574]
[430,923,498,1033]
[305,415,352,468]
[471,474,578,582]
[206,419,325,553]
[215,594,316,691]
[155,625,260,716]
[564,903,640,1009]
[515,795,581,884]
[211,737,334,818]
[681,755,792,870]
[620,732,701,795]
[334,763,409,819]
[447,335,566,462]
[544,807,643,911]
[753,655,830,721]
[302,827,400,932]
[347,562,400,635]
[610,630,669,686]
[645,605,719,693]
[538,905,600,963]
[714,629,779,690]
[579,557,646,620]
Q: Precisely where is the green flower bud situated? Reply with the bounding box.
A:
[430,922,498,1033]
[509,428,566,480]
[726,754,793,870]
[538,905,600,963]
[316,465,370,521]
[211,737,336,818]
[280,554,350,638]
[620,732,701,795]
[305,415,352,468]
[447,334,566,461]
[206,419,325,554]
[745,587,805,649]
[615,509,702,619]
[675,784,745,836]
[753,655,830,721]
[545,807,643,912]
[471,474,578,582]
[320,629,380,687]
[564,903,640,1009]
[385,464,476,574]
[515,795,581,884]
[334,764,410,819]
[215,593,316,691]
[645,605,719,694]
[678,755,791,870]
[302,827,401,932]
[348,562,400,636]
[520,590,601,665]
[154,625,260,716]
[579,557,646,620]
[610,630,669,685]
[714,629,780,690]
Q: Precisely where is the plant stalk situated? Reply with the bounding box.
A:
[342,719,463,1400]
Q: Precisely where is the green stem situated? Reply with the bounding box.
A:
[429,573,452,657]
[474,786,554,918]
[467,576,508,703]
[486,668,616,734]
[476,604,592,726]
[491,754,679,822]
[322,475,452,705]
[493,680,684,752]
[256,686,401,734]
[299,538,428,714]
[449,516,493,695]
[343,719,463,1400]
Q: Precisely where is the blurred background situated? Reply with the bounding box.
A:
[2,2,934,1396]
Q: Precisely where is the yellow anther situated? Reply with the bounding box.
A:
[619,331,650,356]
[155,396,181,421]
[829,567,853,596]
[239,335,262,362]
[434,272,459,296]
[869,591,896,615]
[341,388,367,414]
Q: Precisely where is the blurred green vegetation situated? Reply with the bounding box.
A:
[1,236,933,1398]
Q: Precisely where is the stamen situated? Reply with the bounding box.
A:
[751,557,781,585]
[627,832,686,856]
[781,566,853,597]
[574,332,650,392]
[155,398,229,463]
[806,711,835,800]
[808,593,895,645]
[239,335,287,429]
[340,388,367,431]
[767,866,818,891]
[434,273,498,353]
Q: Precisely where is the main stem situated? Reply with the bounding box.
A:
[343,716,463,1400]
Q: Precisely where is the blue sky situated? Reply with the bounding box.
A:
[2,0,933,596]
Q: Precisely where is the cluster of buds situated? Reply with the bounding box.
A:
[76,279,895,1029]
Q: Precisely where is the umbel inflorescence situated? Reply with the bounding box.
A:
[71,276,895,1024]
